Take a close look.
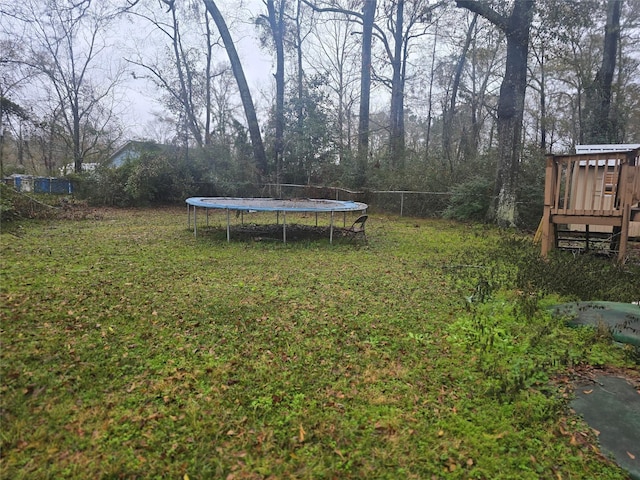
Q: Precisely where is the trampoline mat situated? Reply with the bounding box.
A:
[552,301,640,346]
[571,375,640,479]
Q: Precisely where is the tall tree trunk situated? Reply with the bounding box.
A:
[456,0,534,227]
[537,44,547,151]
[424,18,438,163]
[584,0,622,144]
[295,0,304,134]
[294,0,306,182]
[388,0,404,169]
[164,1,204,148]
[356,0,376,187]
[203,0,268,176]
[267,0,286,182]
[73,105,82,173]
[205,13,213,145]
[443,13,477,172]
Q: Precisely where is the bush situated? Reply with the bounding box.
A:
[498,236,640,303]
[443,176,492,222]
[77,150,211,207]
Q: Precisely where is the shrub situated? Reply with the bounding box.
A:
[77,150,211,207]
[443,176,492,222]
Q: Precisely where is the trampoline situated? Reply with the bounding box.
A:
[186,197,368,244]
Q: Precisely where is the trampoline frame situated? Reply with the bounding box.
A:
[186,197,368,244]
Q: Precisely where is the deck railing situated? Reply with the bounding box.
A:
[541,147,640,261]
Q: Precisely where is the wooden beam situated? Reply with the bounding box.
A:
[549,215,623,227]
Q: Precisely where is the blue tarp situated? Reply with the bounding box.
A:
[33,177,73,194]
[7,176,73,194]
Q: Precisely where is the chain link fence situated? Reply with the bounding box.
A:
[193,182,454,219]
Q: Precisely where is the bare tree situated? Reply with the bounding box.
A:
[583,0,622,143]
[306,10,360,163]
[302,0,376,186]
[7,0,128,173]
[263,0,287,181]
[203,0,268,176]
[127,1,226,148]
[442,13,478,169]
[306,1,441,172]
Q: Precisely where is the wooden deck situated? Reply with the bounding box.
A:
[541,147,640,262]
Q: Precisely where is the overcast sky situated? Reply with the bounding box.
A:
[118,1,273,138]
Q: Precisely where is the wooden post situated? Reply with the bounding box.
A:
[541,154,556,258]
[619,204,630,262]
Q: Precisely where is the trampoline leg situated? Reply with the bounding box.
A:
[194,207,197,237]
[226,209,230,242]
[187,203,190,229]
[330,211,334,245]
[283,211,287,243]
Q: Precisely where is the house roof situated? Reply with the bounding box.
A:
[109,140,175,167]
[576,144,640,154]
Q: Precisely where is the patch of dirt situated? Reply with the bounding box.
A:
[209,223,358,242]
[57,199,105,221]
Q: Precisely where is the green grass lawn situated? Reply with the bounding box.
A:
[1,207,637,479]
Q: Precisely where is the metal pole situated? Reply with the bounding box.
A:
[194,207,197,237]
[283,211,287,243]
[330,211,334,244]
[226,209,230,242]
[187,203,190,229]
[400,192,404,216]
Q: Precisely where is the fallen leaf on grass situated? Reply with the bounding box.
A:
[299,424,306,443]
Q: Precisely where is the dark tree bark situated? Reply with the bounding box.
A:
[583,0,622,144]
[203,0,268,176]
[266,0,286,182]
[204,12,214,145]
[301,0,376,187]
[442,13,477,171]
[357,0,376,187]
[456,0,535,227]
[388,0,404,169]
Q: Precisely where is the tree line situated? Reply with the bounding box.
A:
[1,0,638,226]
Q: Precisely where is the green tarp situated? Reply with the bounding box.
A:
[553,301,640,347]
[571,375,640,480]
